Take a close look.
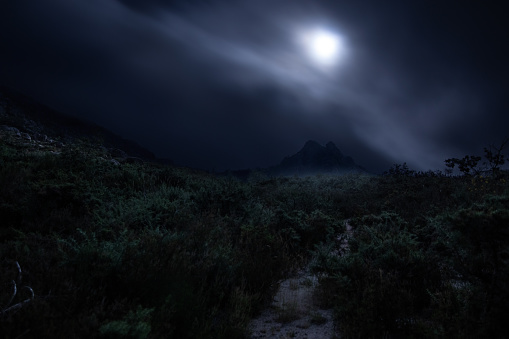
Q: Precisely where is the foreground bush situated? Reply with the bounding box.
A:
[311,173,509,338]
[1,138,508,338]
[0,140,347,338]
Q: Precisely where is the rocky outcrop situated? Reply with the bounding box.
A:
[0,86,157,161]
[0,125,20,135]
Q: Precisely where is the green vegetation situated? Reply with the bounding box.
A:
[1,137,508,338]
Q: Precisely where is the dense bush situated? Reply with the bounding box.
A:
[310,171,509,338]
[1,138,508,338]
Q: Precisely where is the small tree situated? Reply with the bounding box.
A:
[445,155,482,176]
[483,137,508,177]
[384,162,415,177]
[445,138,508,177]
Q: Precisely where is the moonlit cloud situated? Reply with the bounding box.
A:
[120,0,492,170]
[0,0,507,172]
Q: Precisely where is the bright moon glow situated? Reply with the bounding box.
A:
[298,28,343,67]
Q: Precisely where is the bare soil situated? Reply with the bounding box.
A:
[248,221,353,338]
[248,268,336,339]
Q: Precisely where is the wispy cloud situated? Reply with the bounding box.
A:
[0,0,506,171]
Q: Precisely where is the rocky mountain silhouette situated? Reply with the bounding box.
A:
[1,87,366,176]
[0,86,162,163]
[224,140,367,179]
[268,140,365,176]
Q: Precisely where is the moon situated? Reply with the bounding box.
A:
[298,28,344,67]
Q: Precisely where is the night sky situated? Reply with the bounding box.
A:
[1,0,508,173]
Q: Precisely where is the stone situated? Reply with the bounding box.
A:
[0,125,20,134]
[34,133,48,142]
[110,159,121,166]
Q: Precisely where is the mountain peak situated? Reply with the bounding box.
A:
[325,141,338,150]
[303,140,321,148]
[300,140,323,154]
[272,140,365,176]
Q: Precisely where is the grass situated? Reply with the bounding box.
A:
[1,133,509,338]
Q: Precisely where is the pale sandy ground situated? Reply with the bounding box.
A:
[248,268,337,339]
[248,222,353,339]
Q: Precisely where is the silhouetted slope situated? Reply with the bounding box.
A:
[269,140,365,176]
[0,86,157,160]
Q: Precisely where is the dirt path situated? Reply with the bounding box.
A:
[248,267,336,339]
[248,221,353,338]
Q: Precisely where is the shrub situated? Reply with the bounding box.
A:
[312,213,443,337]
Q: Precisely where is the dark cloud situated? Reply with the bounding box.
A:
[1,0,507,172]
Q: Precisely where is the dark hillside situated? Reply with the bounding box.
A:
[1,91,508,338]
[0,86,156,161]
